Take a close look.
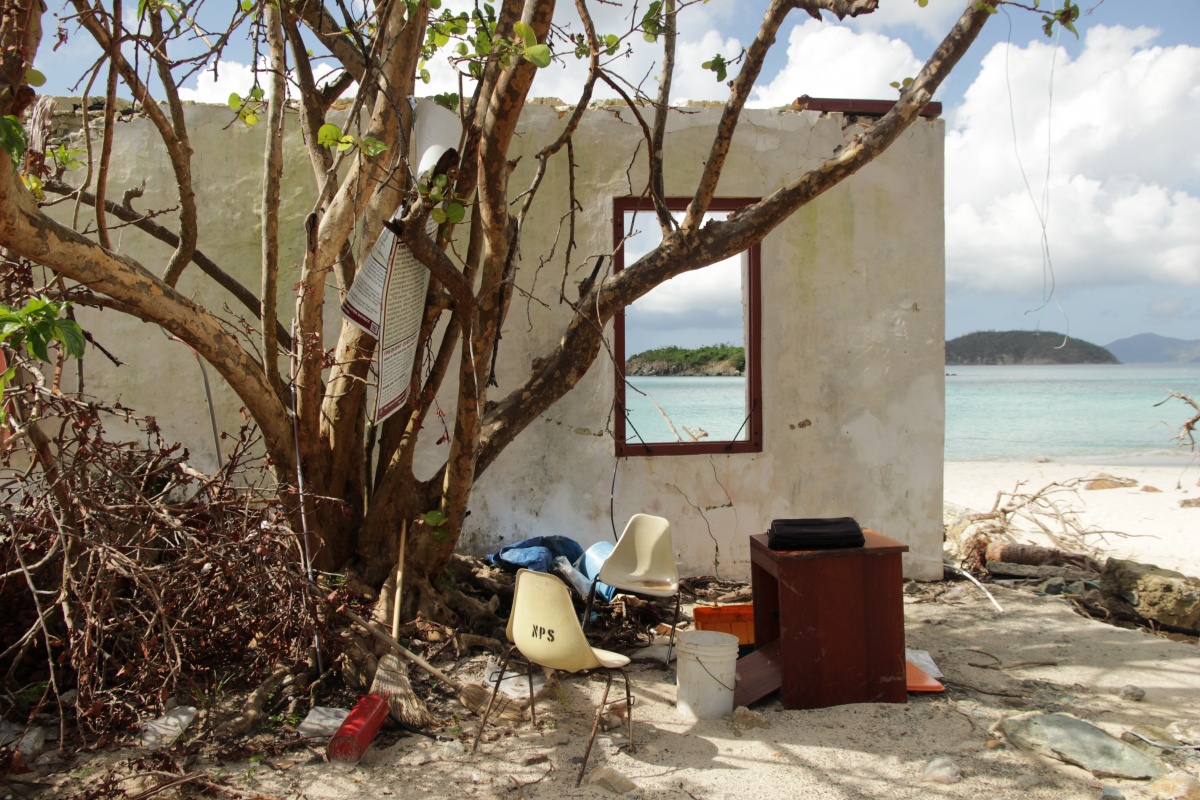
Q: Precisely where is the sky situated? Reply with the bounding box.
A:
[33,1,1200,351]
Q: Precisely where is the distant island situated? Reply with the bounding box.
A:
[1104,333,1200,364]
[946,331,1118,365]
[626,344,745,376]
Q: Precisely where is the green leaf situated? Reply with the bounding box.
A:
[227,92,242,111]
[513,21,537,49]
[317,123,343,148]
[24,68,46,87]
[424,510,448,527]
[241,109,259,126]
[52,319,87,358]
[249,86,264,101]
[0,116,27,168]
[359,137,387,157]
[241,0,254,10]
[524,43,551,68]
[430,207,447,224]
[444,202,465,224]
[336,135,355,152]
[420,68,431,84]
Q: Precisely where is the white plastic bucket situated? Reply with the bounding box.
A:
[675,629,739,721]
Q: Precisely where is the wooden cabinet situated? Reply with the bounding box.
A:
[733,530,909,710]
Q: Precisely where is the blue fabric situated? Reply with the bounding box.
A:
[487,535,585,574]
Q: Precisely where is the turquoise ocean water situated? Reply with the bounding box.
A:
[625,365,1200,464]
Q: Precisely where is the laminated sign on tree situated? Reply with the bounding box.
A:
[341,99,463,424]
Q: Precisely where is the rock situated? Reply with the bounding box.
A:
[1182,498,1200,509]
[1085,474,1138,490]
[17,726,46,758]
[518,752,549,766]
[1119,685,1147,702]
[1099,785,1125,799]
[922,755,962,784]
[586,766,638,794]
[1142,772,1200,800]
[1121,725,1179,756]
[1142,485,1162,493]
[731,706,770,733]
[995,712,1166,779]
[1167,721,1200,746]
[1101,559,1200,630]
[1014,773,1041,788]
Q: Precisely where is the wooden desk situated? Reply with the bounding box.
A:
[733,530,908,710]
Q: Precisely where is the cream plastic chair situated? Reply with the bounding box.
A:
[582,513,681,666]
[472,569,634,786]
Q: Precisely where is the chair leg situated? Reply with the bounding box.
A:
[526,659,537,727]
[576,670,615,787]
[581,578,599,630]
[471,646,516,753]
[664,592,681,667]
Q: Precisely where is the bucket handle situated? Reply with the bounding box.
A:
[692,651,735,693]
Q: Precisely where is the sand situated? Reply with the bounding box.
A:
[33,460,1200,800]
[943,460,1200,578]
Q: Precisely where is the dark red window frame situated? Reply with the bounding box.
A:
[612,196,763,458]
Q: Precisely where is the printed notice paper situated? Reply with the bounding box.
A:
[339,98,462,424]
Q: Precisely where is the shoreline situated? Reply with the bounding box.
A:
[944,459,1200,578]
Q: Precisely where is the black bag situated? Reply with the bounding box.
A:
[767,517,864,551]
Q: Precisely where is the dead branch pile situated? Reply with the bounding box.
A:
[1,387,322,736]
[945,478,1125,578]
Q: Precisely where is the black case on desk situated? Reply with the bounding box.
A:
[767,517,865,550]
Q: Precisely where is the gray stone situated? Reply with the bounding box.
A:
[1098,786,1125,799]
[922,755,962,784]
[586,766,637,794]
[1014,773,1041,788]
[1119,685,1146,702]
[996,712,1166,779]
[1100,559,1200,629]
[17,726,46,758]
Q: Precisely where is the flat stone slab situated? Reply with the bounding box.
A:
[997,712,1166,779]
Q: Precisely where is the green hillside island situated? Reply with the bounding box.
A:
[626,344,746,376]
[946,331,1119,366]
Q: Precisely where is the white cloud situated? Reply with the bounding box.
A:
[751,20,923,107]
[850,0,966,41]
[179,60,257,104]
[946,25,1200,296]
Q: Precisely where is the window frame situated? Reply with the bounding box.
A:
[612,196,764,458]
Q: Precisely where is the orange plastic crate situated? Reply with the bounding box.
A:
[693,604,755,645]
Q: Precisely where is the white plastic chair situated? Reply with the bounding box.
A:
[582,514,682,666]
[471,569,634,786]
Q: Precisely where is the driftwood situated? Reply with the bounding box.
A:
[216,663,291,738]
[984,562,1095,582]
[983,542,1101,573]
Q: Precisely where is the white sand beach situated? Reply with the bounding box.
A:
[944,460,1200,578]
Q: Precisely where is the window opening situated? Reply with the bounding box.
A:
[613,197,763,457]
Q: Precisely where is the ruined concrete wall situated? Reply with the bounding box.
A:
[444,104,946,580]
[46,99,945,580]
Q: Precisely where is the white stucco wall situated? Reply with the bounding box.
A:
[48,99,945,580]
